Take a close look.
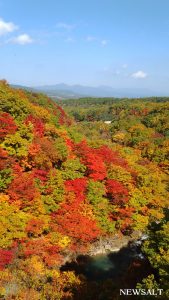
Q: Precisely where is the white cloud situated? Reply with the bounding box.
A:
[131,70,147,79]
[122,63,128,69]
[103,67,120,76]
[103,67,109,72]
[56,22,75,31]
[86,35,96,42]
[101,39,108,46]
[10,34,33,45]
[114,70,120,75]
[0,18,18,36]
[85,36,109,46]
[64,37,75,42]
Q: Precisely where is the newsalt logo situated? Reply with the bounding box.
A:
[120,289,163,296]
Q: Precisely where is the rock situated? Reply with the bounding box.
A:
[60,231,144,266]
[88,231,143,256]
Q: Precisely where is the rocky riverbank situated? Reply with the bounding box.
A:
[62,231,143,265]
[88,231,142,256]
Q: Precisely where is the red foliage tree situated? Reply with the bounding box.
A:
[55,104,72,126]
[53,201,100,243]
[0,112,17,138]
[25,115,44,137]
[106,179,129,205]
[74,141,107,180]
[96,145,128,169]
[0,147,9,170]
[33,169,49,182]
[118,207,135,218]
[65,178,87,203]
[0,249,14,270]
[52,179,100,243]
[7,168,38,208]
[51,177,101,243]
[26,218,45,236]
[23,239,62,266]
[32,137,61,169]
[28,143,41,157]
[65,138,74,151]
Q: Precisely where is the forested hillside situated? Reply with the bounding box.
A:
[0,81,168,299]
[59,97,169,166]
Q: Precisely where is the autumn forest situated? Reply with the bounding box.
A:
[0,80,168,299]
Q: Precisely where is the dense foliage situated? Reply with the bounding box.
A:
[0,81,168,299]
[136,211,169,299]
[59,97,169,167]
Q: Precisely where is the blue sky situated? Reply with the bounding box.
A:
[0,0,169,93]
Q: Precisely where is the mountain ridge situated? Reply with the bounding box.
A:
[11,83,167,99]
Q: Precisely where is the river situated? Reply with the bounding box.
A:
[60,240,154,299]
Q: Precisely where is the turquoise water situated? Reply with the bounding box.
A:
[87,255,114,272]
[61,243,144,281]
[60,243,154,300]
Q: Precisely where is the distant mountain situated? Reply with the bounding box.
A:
[35,84,165,98]
[11,84,82,99]
[12,83,166,99]
[11,84,35,91]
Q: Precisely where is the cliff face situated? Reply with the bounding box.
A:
[62,231,143,265]
[88,232,142,256]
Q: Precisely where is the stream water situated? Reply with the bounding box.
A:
[60,240,154,299]
[61,240,150,282]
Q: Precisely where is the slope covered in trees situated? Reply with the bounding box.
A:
[58,96,169,299]
[0,81,168,299]
[60,97,169,168]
